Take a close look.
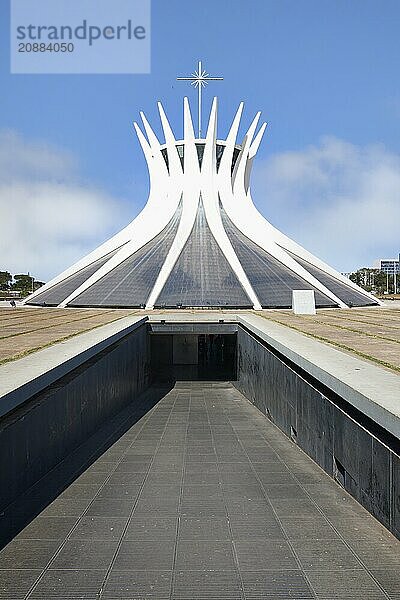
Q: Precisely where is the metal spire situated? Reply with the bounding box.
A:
[177,60,223,137]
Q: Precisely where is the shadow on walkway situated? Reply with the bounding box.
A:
[0,384,173,549]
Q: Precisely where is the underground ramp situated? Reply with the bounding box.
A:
[0,382,399,599]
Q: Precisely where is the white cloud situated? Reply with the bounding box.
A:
[0,131,132,281]
[0,130,77,183]
[252,136,400,272]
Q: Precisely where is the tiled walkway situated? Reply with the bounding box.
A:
[1,382,399,599]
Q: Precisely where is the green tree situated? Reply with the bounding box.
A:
[349,271,362,286]
[12,274,34,296]
[374,271,387,294]
[34,280,45,291]
[350,268,389,295]
[0,271,12,290]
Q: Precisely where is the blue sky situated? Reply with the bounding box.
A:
[1,0,400,280]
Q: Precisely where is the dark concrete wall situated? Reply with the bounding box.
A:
[235,326,400,539]
[0,324,150,517]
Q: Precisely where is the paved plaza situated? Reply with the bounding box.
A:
[1,306,400,372]
[0,308,138,365]
[259,306,400,372]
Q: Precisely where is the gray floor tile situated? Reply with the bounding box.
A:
[303,482,350,499]
[84,462,115,474]
[219,472,259,485]
[180,497,227,518]
[176,540,236,570]
[229,516,284,540]
[291,470,329,484]
[269,498,322,519]
[280,516,340,540]
[97,484,142,499]
[218,463,254,473]
[316,497,368,519]
[107,472,147,485]
[172,570,242,599]
[124,517,178,541]
[15,517,77,540]
[70,517,127,541]
[217,454,249,464]
[183,472,220,485]
[102,570,172,599]
[29,569,106,599]
[146,472,182,484]
[346,538,400,569]
[86,498,134,518]
[0,540,59,569]
[252,463,290,474]
[226,497,273,517]
[263,484,308,500]
[114,462,150,474]
[292,539,360,570]
[179,518,231,541]
[113,540,175,570]
[134,496,180,516]
[140,484,181,498]
[305,569,388,599]
[182,484,223,499]
[184,463,219,474]
[0,570,41,599]
[185,454,217,463]
[370,569,400,600]
[59,484,101,500]
[235,540,298,571]
[122,453,153,461]
[74,471,110,485]
[241,570,314,599]
[51,540,117,570]
[256,472,296,485]
[221,484,265,499]
[40,498,91,518]
[331,516,395,542]
[151,460,184,472]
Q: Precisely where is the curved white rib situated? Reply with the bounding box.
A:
[219,102,243,182]
[232,112,260,188]
[158,101,183,176]
[60,118,181,307]
[239,124,380,304]
[24,120,164,306]
[199,98,261,309]
[221,193,349,308]
[253,213,382,305]
[146,97,201,308]
[219,117,348,307]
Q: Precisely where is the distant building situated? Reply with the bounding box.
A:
[373,257,400,275]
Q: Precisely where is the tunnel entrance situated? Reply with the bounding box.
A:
[150,333,237,381]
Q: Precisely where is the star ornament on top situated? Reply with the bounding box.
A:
[177,61,223,137]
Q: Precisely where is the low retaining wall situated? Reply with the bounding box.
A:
[235,322,400,539]
[0,317,150,536]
